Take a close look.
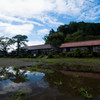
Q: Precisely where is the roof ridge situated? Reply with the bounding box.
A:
[62,39,100,44]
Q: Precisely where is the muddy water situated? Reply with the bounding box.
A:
[0,67,100,100]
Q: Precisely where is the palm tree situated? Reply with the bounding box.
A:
[12,35,28,56]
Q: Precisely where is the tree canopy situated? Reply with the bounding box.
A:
[44,21,100,46]
[12,35,28,56]
[0,36,14,56]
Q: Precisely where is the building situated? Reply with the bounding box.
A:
[24,44,57,56]
[60,40,100,53]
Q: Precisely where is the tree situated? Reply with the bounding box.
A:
[44,21,100,46]
[44,32,64,47]
[12,35,28,56]
[0,36,14,56]
[49,29,55,34]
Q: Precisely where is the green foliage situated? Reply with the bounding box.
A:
[37,55,44,58]
[13,66,20,71]
[12,35,28,57]
[16,91,25,96]
[54,80,63,86]
[0,36,14,56]
[44,22,100,46]
[48,51,58,58]
[81,48,89,57]
[47,70,54,74]
[73,74,79,78]
[78,88,93,99]
[44,32,64,47]
[97,51,100,57]
[66,52,73,57]
[59,52,65,57]
[73,48,81,57]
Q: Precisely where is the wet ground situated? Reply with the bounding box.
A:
[0,66,100,100]
[0,59,37,67]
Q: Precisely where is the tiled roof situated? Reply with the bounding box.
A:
[60,40,100,48]
[24,44,55,50]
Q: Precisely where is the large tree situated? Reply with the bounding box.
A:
[0,36,14,56]
[12,35,28,56]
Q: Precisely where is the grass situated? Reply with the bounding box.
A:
[54,80,63,86]
[0,57,100,72]
[78,87,93,99]
[9,91,25,100]
[13,66,20,70]
[32,58,100,64]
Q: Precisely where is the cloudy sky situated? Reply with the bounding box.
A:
[0,0,100,46]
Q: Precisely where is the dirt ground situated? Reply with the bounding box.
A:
[0,58,100,79]
[61,70,100,79]
[0,59,36,67]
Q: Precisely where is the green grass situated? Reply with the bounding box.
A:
[0,57,100,63]
[33,58,100,63]
[0,58,100,72]
[13,66,20,70]
[78,87,93,99]
[54,80,63,86]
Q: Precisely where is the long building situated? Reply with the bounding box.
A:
[24,44,57,56]
[24,40,100,56]
[60,40,100,53]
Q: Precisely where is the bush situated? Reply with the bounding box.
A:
[48,53,54,58]
[48,51,58,58]
[73,48,81,57]
[97,51,100,57]
[59,52,65,57]
[66,52,73,57]
[37,55,44,58]
[87,53,93,57]
[81,48,89,57]
[53,54,60,58]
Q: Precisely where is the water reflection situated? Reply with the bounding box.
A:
[0,67,100,100]
[0,67,47,95]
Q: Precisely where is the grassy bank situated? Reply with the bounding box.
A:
[0,58,100,72]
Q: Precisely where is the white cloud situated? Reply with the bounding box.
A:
[0,0,99,19]
[37,29,49,35]
[0,22,34,36]
[0,15,43,26]
[0,0,99,39]
[26,41,45,46]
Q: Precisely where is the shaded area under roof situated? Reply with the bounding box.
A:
[24,44,56,50]
[60,40,100,48]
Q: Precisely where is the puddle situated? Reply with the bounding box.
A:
[0,67,100,100]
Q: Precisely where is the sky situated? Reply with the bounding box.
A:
[0,0,100,46]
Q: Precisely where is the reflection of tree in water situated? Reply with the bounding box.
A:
[43,71,100,98]
[0,67,29,83]
[43,71,71,94]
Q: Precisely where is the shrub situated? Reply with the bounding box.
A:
[59,52,65,57]
[48,53,53,58]
[87,53,93,57]
[73,48,81,57]
[37,55,44,58]
[48,51,58,58]
[92,52,98,57]
[66,52,73,57]
[97,51,100,57]
[81,48,89,57]
[53,54,60,58]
